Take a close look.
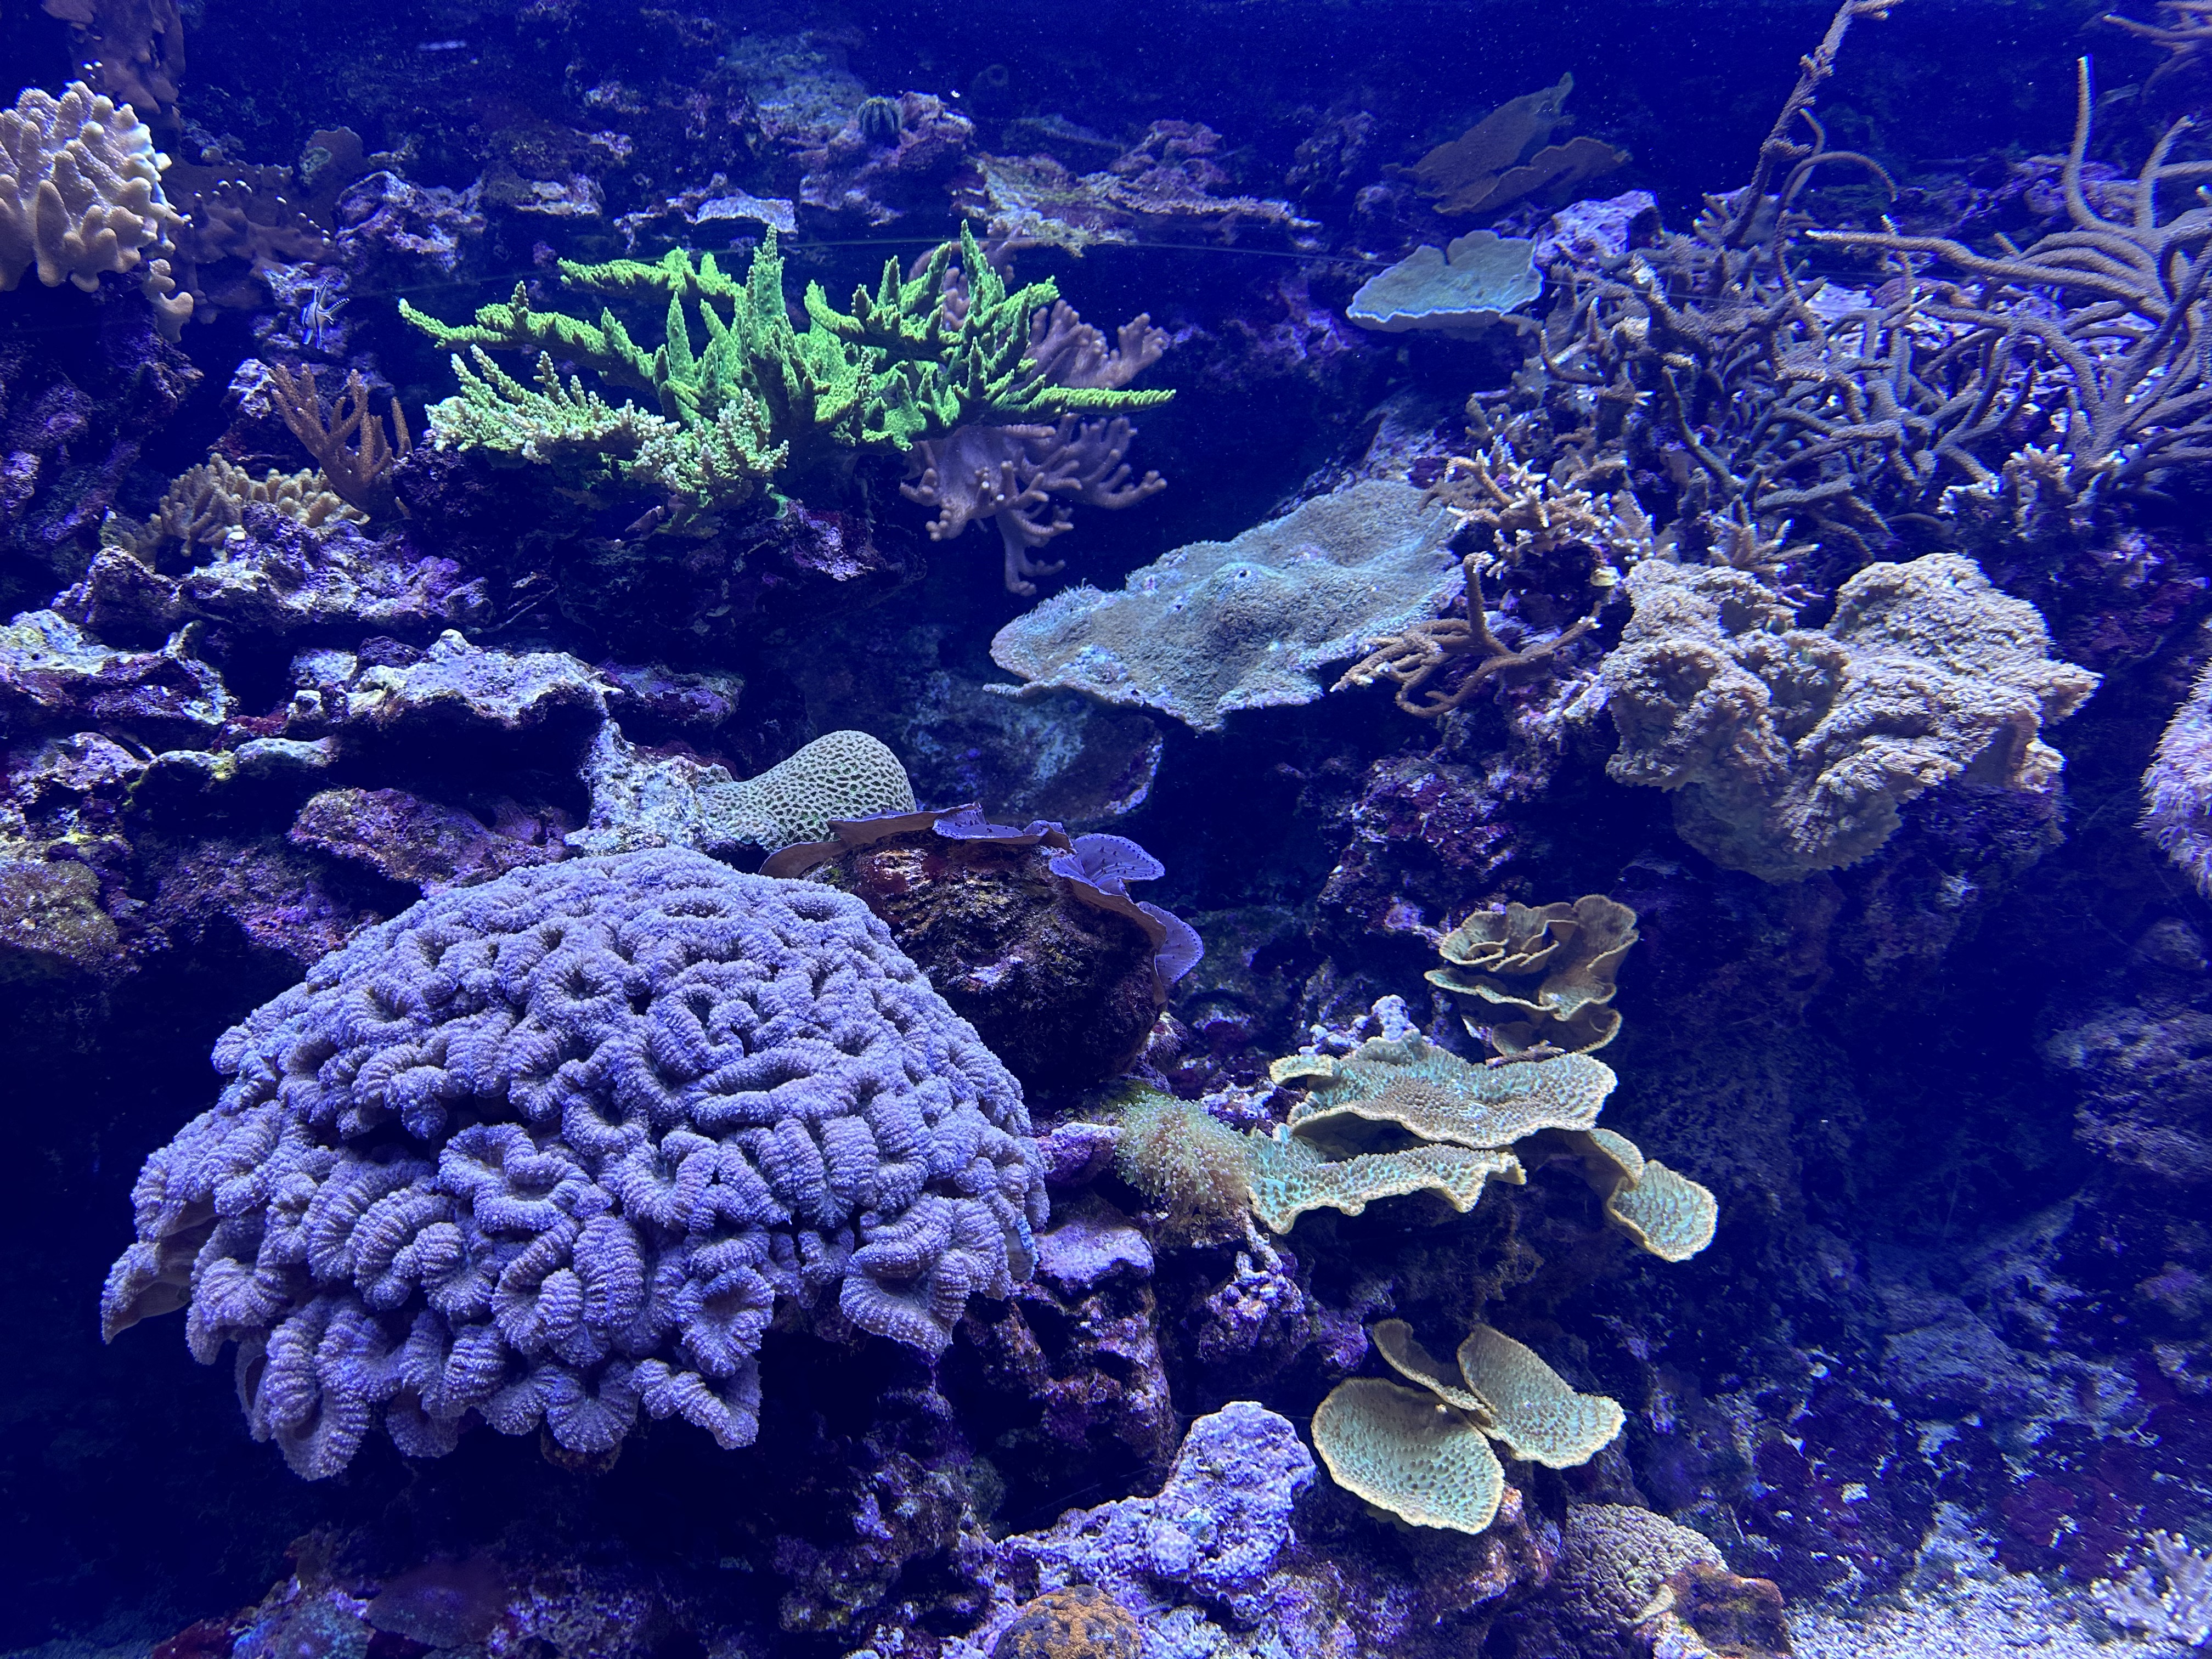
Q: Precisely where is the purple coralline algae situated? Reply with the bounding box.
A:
[996,1401,1314,1622]
[59,515,492,647]
[101,848,1048,1476]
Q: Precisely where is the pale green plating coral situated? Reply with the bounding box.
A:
[403,225,1170,516]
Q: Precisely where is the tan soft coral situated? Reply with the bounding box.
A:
[904,298,1169,594]
[1603,554,2100,882]
[902,415,1165,595]
[1,81,184,304]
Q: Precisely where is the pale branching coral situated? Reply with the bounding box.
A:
[267,364,411,521]
[1335,446,1648,718]
[101,849,1047,1477]
[2091,1531,2212,1645]
[1,81,185,321]
[1026,300,1169,390]
[697,731,915,853]
[1426,895,1639,1055]
[1603,555,2100,882]
[903,294,1170,593]
[110,456,366,556]
[2144,660,2212,897]
[902,416,1165,595]
[990,479,1457,730]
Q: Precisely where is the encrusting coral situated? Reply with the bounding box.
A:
[100,849,1049,1477]
[1603,554,2101,882]
[403,225,1170,524]
[696,730,916,853]
[2145,660,2212,898]
[1426,894,1639,1054]
[1553,1503,1726,1636]
[990,478,1457,730]
[1,81,190,334]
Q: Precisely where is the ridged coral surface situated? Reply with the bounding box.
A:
[101,848,1046,1477]
[1604,554,2100,882]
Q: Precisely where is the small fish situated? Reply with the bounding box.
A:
[415,38,467,51]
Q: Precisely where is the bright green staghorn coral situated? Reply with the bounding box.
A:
[402,226,1170,517]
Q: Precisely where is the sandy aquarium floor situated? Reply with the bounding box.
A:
[1791,1572,2197,1659]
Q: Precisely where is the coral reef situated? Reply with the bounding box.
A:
[101,849,1048,1475]
[1604,555,2101,882]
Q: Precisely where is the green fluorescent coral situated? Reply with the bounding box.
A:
[401,225,1171,516]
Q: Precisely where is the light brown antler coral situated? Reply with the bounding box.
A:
[266,363,412,520]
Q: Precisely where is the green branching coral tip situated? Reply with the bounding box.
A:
[400,225,1172,483]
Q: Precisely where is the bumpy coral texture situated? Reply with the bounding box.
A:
[2145,659,2212,898]
[699,730,916,851]
[1604,554,2099,882]
[0,81,183,294]
[100,849,1047,1478]
[988,479,1455,732]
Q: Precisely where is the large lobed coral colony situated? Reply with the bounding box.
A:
[101,850,1048,1476]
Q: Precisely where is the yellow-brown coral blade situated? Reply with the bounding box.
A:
[1370,1318,1493,1419]
[1457,1324,1626,1469]
[1289,1049,1616,1149]
[1244,1132,1521,1234]
[1606,1160,1720,1263]
[1311,1378,1506,1534]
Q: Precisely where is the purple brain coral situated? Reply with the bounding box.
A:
[100,848,1047,1477]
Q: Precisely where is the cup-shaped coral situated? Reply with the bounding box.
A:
[1425,895,1639,1056]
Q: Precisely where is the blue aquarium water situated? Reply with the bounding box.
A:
[3,0,2211,1654]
